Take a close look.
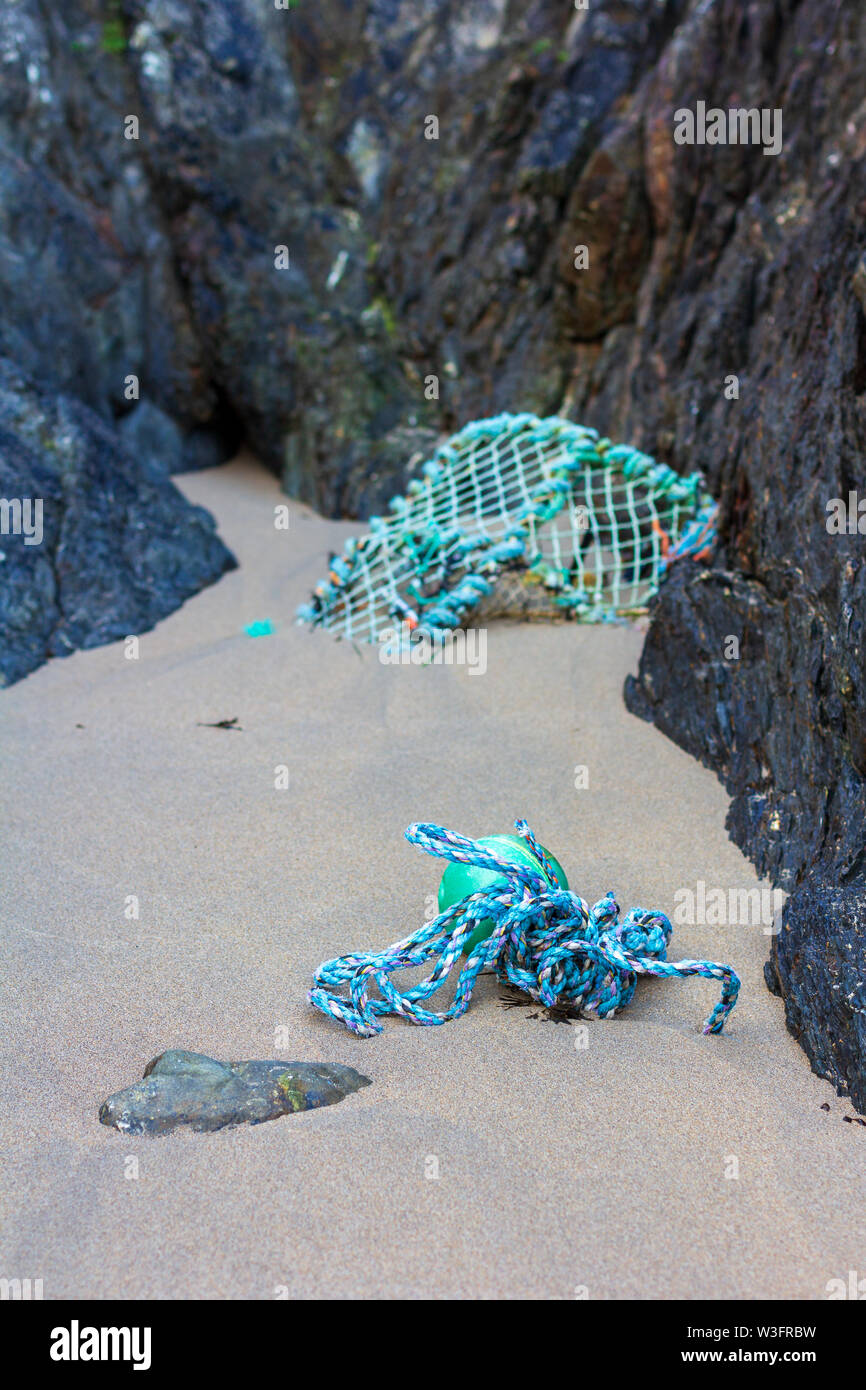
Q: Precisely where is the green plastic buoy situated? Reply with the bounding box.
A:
[437,833,569,956]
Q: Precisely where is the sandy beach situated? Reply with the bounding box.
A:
[1,454,863,1301]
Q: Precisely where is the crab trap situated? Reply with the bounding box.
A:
[297,413,717,641]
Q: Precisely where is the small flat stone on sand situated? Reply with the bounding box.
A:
[99,1050,371,1136]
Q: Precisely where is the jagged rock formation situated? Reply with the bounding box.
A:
[617,0,866,1110]
[0,359,235,685]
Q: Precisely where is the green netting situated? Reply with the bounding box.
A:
[297,412,715,642]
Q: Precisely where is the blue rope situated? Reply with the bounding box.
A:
[309,821,740,1038]
[662,500,719,568]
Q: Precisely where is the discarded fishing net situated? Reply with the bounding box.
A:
[297,413,717,641]
[309,821,740,1037]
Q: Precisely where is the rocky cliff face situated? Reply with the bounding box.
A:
[616,0,866,1110]
[1,1,864,1101]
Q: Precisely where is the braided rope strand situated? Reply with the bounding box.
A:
[309,822,740,1038]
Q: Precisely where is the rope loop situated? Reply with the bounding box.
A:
[309,821,740,1039]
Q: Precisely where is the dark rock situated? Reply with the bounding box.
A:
[0,1,241,681]
[0,0,215,427]
[179,424,241,475]
[767,876,866,1113]
[0,360,235,686]
[118,399,239,475]
[291,0,685,449]
[121,0,436,515]
[624,564,866,888]
[618,0,866,1108]
[98,1049,372,1135]
[117,400,185,476]
[626,554,866,1106]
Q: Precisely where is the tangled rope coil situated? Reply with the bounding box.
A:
[309,821,740,1038]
